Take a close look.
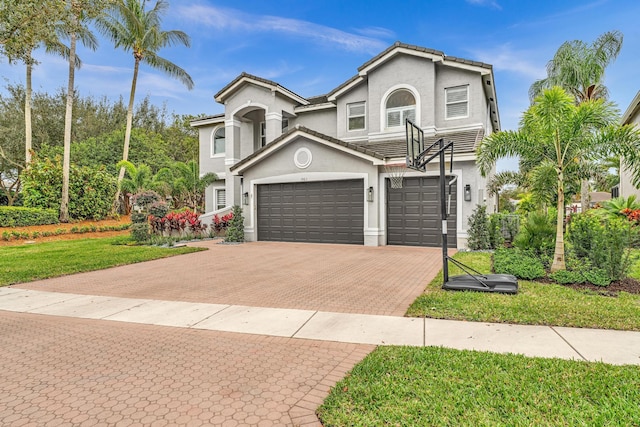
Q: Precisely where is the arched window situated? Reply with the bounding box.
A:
[211,127,225,156]
[385,89,416,128]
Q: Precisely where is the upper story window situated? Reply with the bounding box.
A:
[347,102,366,131]
[211,127,225,157]
[445,85,469,119]
[282,117,289,133]
[260,122,266,147]
[386,90,416,128]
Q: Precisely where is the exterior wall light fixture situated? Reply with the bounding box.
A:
[464,184,472,202]
[366,186,374,202]
[242,192,249,205]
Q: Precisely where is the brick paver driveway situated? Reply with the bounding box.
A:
[16,241,444,316]
[4,242,443,426]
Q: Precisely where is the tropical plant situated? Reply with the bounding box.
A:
[154,160,217,212]
[597,195,640,219]
[529,31,624,209]
[117,160,154,197]
[98,0,194,208]
[529,31,623,104]
[477,87,640,271]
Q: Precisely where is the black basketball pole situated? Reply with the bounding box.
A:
[439,138,449,284]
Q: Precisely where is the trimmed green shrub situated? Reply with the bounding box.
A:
[131,212,148,224]
[0,206,59,227]
[514,211,555,257]
[467,205,491,250]
[148,201,169,218]
[130,222,150,243]
[225,205,245,243]
[493,248,545,280]
[21,156,116,220]
[567,213,633,282]
[583,268,612,287]
[549,270,585,285]
[488,213,505,249]
[130,190,162,212]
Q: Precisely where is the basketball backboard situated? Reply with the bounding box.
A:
[405,119,425,171]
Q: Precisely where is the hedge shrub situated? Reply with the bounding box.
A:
[0,206,59,227]
[21,156,116,220]
[493,248,545,280]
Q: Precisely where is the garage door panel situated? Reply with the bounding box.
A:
[258,179,364,245]
[387,177,457,248]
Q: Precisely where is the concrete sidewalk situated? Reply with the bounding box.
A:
[2,287,638,366]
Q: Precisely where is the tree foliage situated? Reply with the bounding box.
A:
[21,155,116,220]
[478,87,639,271]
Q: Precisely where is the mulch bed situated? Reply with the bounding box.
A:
[562,277,640,296]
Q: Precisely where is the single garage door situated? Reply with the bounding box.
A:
[257,179,364,244]
[387,176,457,247]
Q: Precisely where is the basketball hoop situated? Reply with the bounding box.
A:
[385,163,408,188]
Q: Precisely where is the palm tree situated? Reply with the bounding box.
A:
[116,160,154,195]
[171,160,217,213]
[98,0,194,211]
[529,31,624,210]
[59,0,105,222]
[478,87,626,272]
[529,31,623,103]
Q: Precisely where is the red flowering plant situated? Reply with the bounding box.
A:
[148,209,208,237]
[213,212,233,234]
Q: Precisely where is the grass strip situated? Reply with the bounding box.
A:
[406,252,640,331]
[318,346,640,427]
[0,237,204,286]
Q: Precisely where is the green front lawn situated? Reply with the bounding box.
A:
[406,252,640,331]
[318,346,640,426]
[0,237,205,286]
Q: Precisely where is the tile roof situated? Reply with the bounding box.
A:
[230,126,484,173]
[230,126,384,172]
[352,128,485,158]
[214,72,308,104]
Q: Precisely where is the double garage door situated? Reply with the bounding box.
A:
[256,177,456,247]
[387,177,457,248]
[257,179,364,244]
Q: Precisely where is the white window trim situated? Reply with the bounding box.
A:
[380,84,421,131]
[215,188,226,211]
[347,101,366,132]
[259,121,266,147]
[445,85,469,120]
[210,126,226,158]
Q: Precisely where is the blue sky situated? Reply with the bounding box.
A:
[1,0,639,171]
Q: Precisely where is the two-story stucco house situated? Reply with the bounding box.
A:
[191,42,500,248]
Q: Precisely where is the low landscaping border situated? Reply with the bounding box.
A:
[406,252,640,331]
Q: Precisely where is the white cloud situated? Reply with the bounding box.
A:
[176,4,390,54]
[466,0,502,10]
[471,44,546,80]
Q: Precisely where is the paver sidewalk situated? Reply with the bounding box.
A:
[2,287,638,366]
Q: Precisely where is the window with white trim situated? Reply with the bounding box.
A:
[259,122,266,146]
[445,85,469,119]
[347,101,366,131]
[215,189,226,211]
[385,90,415,128]
[211,127,225,156]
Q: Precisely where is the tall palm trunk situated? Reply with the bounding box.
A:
[25,54,33,165]
[551,170,566,272]
[114,56,140,209]
[580,179,589,212]
[60,29,77,223]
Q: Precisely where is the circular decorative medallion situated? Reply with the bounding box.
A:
[294,147,313,169]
